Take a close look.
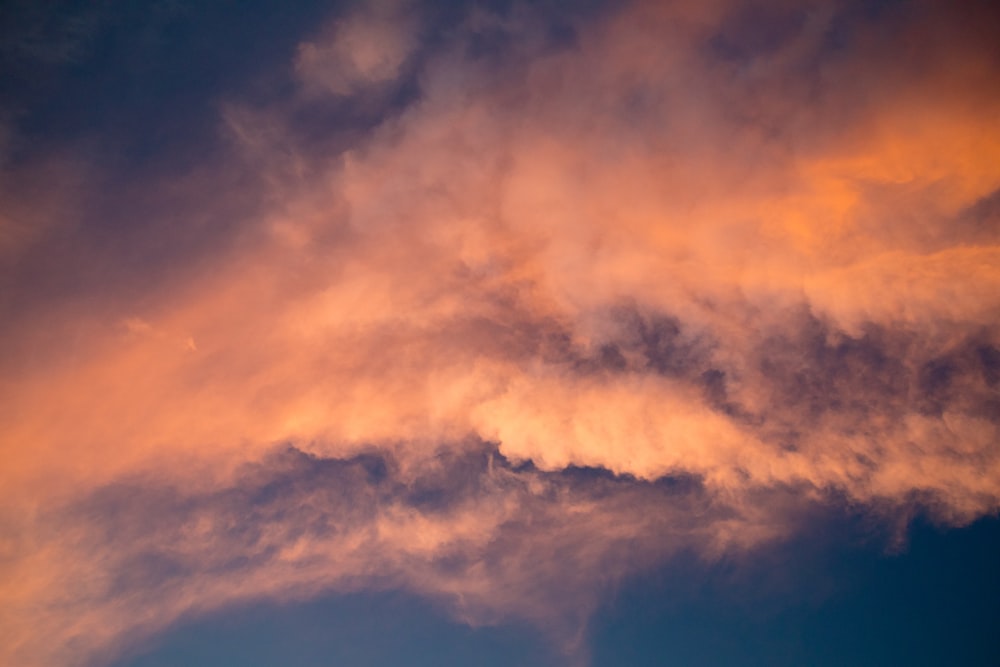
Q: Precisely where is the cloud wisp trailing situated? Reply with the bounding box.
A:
[1,1,999,665]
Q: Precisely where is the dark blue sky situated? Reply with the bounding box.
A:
[112,514,1000,666]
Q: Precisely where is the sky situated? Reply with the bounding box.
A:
[0,1,998,665]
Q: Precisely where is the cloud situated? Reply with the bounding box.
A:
[1,0,999,665]
[295,0,419,96]
[4,444,798,667]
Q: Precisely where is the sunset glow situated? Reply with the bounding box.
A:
[2,1,999,665]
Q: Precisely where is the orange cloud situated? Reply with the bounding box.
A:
[2,1,999,665]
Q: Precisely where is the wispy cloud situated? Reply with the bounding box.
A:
[2,1,999,665]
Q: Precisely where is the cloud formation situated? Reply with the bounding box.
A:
[1,1,999,665]
[295,0,419,96]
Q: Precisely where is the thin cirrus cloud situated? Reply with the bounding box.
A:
[1,0,999,666]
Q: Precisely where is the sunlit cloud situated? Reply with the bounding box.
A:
[1,1,998,665]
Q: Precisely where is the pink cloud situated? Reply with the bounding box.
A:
[2,1,999,665]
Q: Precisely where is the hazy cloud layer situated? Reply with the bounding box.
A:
[2,1,999,665]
